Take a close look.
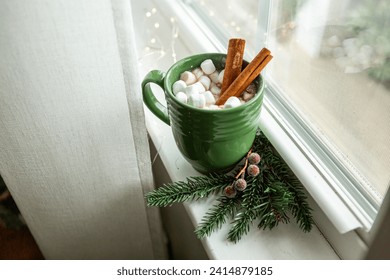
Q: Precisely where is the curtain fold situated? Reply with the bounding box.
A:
[110,0,168,259]
[0,0,166,259]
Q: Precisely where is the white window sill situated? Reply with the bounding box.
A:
[144,107,339,260]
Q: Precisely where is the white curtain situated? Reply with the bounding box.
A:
[0,0,166,259]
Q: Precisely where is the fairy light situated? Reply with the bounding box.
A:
[140,5,180,66]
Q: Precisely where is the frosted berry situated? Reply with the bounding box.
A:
[234,178,247,191]
[248,152,261,165]
[247,164,260,177]
[223,185,237,198]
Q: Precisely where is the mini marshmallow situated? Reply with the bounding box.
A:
[210,83,221,96]
[172,80,187,95]
[185,82,204,96]
[207,105,221,110]
[223,96,241,109]
[198,75,211,90]
[180,71,197,85]
[242,91,255,101]
[175,91,188,104]
[188,93,206,108]
[209,71,220,83]
[192,67,204,79]
[218,69,224,85]
[201,91,216,106]
[200,59,216,75]
[194,81,206,92]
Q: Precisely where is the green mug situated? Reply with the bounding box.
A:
[142,53,265,174]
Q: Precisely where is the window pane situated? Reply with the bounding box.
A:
[266,0,390,204]
[183,0,390,207]
[184,0,260,56]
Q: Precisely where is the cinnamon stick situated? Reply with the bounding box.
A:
[216,48,272,106]
[220,38,246,94]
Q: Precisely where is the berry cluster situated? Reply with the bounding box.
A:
[223,151,261,198]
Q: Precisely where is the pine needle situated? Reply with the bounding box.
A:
[146,173,232,207]
[195,196,239,239]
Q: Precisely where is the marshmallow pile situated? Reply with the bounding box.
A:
[172,59,256,109]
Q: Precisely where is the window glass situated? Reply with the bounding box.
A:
[182,0,390,207]
[266,0,390,204]
[183,0,260,56]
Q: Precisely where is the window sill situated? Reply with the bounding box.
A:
[145,107,339,260]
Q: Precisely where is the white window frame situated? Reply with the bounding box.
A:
[146,0,389,259]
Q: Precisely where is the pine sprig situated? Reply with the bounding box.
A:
[257,179,292,231]
[145,129,314,242]
[227,208,258,243]
[285,176,314,232]
[195,196,239,239]
[227,176,263,242]
[241,176,263,209]
[253,131,313,233]
[256,133,314,232]
[146,173,232,207]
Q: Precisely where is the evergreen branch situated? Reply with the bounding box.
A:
[145,129,314,243]
[285,176,314,232]
[227,176,264,243]
[227,209,257,243]
[253,130,314,232]
[146,173,232,207]
[257,178,292,230]
[260,142,314,233]
[241,175,263,209]
[195,196,239,239]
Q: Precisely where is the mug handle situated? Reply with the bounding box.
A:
[141,70,170,126]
